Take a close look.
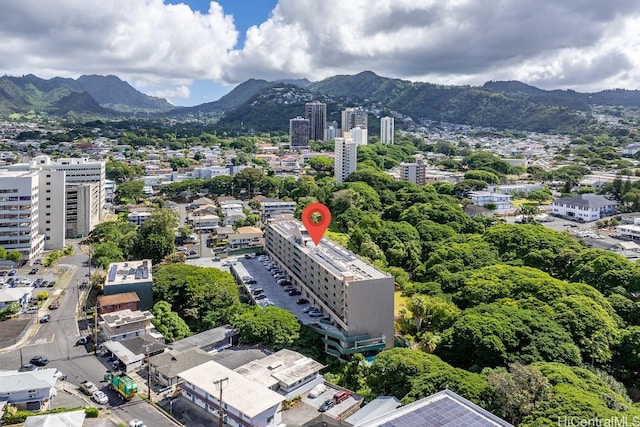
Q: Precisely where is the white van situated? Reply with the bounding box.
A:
[308,383,327,398]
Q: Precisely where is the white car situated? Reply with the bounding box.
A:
[308,383,327,398]
[129,420,146,427]
[92,390,109,405]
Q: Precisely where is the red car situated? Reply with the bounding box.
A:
[50,301,59,310]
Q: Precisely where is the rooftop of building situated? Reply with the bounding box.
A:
[179,360,285,418]
[553,193,617,209]
[101,309,154,327]
[169,325,236,353]
[151,347,215,379]
[97,292,140,307]
[233,349,324,390]
[0,368,58,392]
[268,220,391,282]
[356,389,513,427]
[105,259,152,286]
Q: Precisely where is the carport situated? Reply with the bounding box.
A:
[102,340,145,372]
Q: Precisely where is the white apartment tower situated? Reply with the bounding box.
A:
[0,171,45,262]
[381,116,394,144]
[334,137,358,183]
[348,127,368,146]
[6,156,106,246]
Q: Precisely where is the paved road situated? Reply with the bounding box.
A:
[0,243,179,427]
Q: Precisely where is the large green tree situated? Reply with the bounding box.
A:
[231,306,300,351]
[153,264,240,332]
[151,300,191,342]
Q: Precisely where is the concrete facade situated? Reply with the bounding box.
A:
[0,171,45,262]
[264,219,394,358]
[335,137,358,184]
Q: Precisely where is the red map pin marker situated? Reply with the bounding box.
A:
[301,202,331,246]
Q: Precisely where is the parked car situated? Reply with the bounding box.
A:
[308,384,327,398]
[40,314,51,323]
[19,363,38,372]
[303,306,316,313]
[334,390,352,403]
[245,279,257,285]
[255,294,267,300]
[251,288,264,295]
[288,290,302,296]
[318,399,336,412]
[50,301,59,310]
[296,298,309,305]
[309,311,323,317]
[8,270,16,276]
[29,268,38,275]
[79,380,98,395]
[30,356,48,366]
[39,281,49,288]
[128,420,146,427]
[92,390,109,405]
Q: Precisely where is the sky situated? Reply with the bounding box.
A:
[1,0,640,107]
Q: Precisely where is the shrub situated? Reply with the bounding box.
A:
[85,407,99,418]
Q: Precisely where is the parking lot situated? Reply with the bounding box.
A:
[234,256,340,331]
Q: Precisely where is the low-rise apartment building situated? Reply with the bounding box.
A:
[99,308,155,341]
[179,360,285,427]
[264,219,394,358]
[0,368,59,411]
[104,260,153,310]
[552,194,617,222]
[97,292,140,315]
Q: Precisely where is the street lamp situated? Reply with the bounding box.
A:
[144,344,152,402]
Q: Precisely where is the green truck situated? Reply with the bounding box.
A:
[104,372,138,400]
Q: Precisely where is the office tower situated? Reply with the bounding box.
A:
[289,117,310,149]
[0,171,45,262]
[334,137,358,183]
[381,116,394,144]
[341,107,368,135]
[265,218,394,357]
[304,101,326,142]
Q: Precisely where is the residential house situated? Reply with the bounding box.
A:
[468,191,512,212]
[150,347,215,387]
[227,227,264,250]
[97,292,140,315]
[23,411,85,427]
[0,368,59,411]
[99,309,155,341]
[0,287,31,310]
[187,204,220,234]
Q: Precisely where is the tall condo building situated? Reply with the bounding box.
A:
[380,116,395,144]
[289,117,310,149]
[349,127,368,146]
[304,101,326,142]
[0,171,45,263]
[6,155,106,248]
[334,137,358,183]
[265,219,394,358]
[341,107,368,135]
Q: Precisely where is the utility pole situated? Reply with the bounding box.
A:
[146,345,152,402]
[213,377,229,427]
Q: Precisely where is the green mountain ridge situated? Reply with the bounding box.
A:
[0,74,173,116]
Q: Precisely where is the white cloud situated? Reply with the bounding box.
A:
[1,0,640,104]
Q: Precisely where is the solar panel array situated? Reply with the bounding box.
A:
[379,396,501,427]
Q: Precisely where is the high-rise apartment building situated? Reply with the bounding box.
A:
[304,101,326,142]
[349,127,368,146]
[6,155,107,249]
[341,107,368,135]
[289,117,310,149]
[334,137,358,183]
[0,171,45,263]
[380,116,394,144]
[265,219,394,358]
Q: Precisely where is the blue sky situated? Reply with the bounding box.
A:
[2,1,640,107]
